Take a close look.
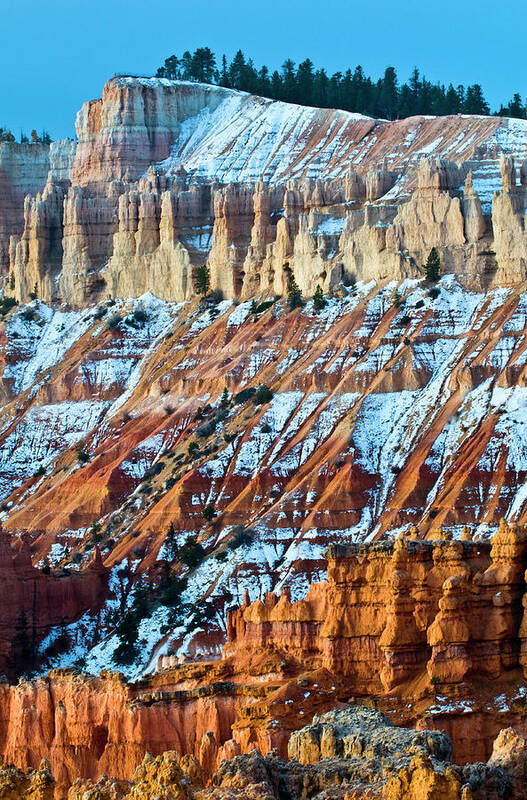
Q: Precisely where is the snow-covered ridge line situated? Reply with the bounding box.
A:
[84,74,525,187]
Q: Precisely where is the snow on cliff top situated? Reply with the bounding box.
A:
[83,77,527,192]
[125,79,525,186]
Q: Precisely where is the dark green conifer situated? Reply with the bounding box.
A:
[424,248,441,282]
[313,284,326,311]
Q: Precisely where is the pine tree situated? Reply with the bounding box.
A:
[154,47,513,119]
[281,59,297,102]
[55,618,70,651]
[288,276,303,310]
[178,535,205,567]
[180,51,193,80]
[190,47,216,83]
[90,521,102,544]
[229,50,247,87]
[157,55,179,80]
[13,612,32,672]
[313,285,326,312]
[424,247,441,282]
[220,387,230,408]
[195,264,210,295]
[463,84,490,115]
[165,522,178,559]
[380,67,398,119]
[250,299,258,315]
[219,55,230,87]
[297,59,315,106]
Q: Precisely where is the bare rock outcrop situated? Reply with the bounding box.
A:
[0,759,54,800]
[287,707,452,764]
[7,78,527,305]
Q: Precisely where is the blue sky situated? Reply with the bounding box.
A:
[0,0,523,139]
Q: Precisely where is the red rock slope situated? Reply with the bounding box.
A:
[0,274,526,672]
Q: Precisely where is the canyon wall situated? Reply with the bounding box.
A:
[6,705,527,800]
[5,77,527,307]
[1,527,527,796]
[0,669,240,792]
[4,77,527,727]
[0,530,108,676]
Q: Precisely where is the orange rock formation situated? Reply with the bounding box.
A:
[226,520,527,692]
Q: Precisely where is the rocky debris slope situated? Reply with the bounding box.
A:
[5,78,527,306]
[0,760,54,800]
[68,751,203,800]
[288,706,452,763]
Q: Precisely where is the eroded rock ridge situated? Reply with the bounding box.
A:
[4,78,527,307]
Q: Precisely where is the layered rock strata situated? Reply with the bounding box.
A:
[6,78,527,306]
[225,520,527,692]
[0,530,107,676]
[3,276,527,673]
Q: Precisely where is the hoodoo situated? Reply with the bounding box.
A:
[2,50,527,798]
[5,78,527,308]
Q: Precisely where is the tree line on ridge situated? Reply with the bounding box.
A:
[155,47,526,120]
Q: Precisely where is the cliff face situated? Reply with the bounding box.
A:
[0,139,75,274]
[225,520,527,693]
[0,141,51,276]
[6,77,527,308]
[0,690,525,800]
[0,530,107,677]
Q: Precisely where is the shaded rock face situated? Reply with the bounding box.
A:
[488,727,527,797]
[0,142,52,274]
[0,530,107,677]
[6,77,527,306]
[0,140,75,276]
[284,708,512,800]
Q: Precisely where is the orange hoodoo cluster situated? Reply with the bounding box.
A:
[226,520,527,691]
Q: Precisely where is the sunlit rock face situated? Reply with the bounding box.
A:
[3,77,527,761]
[5,76,527,307]
[226,520,527,694]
